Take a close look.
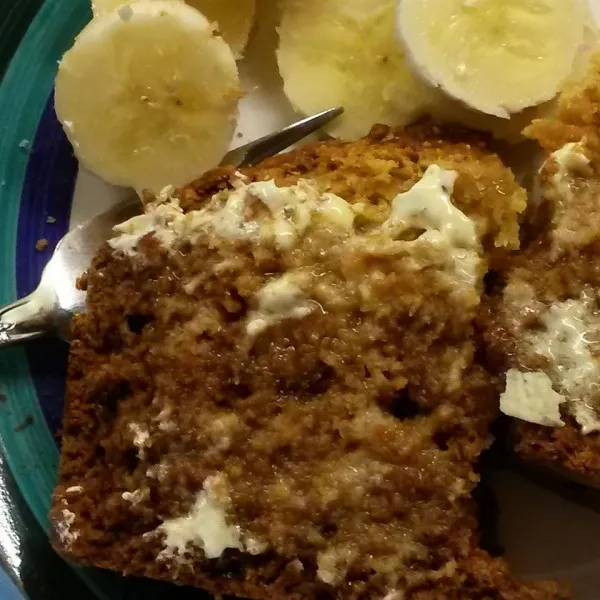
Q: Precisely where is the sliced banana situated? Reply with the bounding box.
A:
[191,0,256,58]
[56,0,240,192]
[277,0,439,140]
[90,0,126,14]
[397,0,585,119]
[91,0,256,58]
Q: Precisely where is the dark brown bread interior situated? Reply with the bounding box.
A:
[50,126,565,599]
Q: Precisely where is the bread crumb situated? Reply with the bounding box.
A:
[36,238,49,251]
[14,415,34,432]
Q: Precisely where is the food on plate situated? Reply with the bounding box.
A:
[90,0,256,58]
[42,0,600,593]
[483,57,600,487]
[277,0,439,140]
[397,0,585,119]
[49,125,571,599]
[276,0,596,142]
[55,0,240,192]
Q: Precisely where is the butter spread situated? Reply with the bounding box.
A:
[109,179,355,255]
[534,298,600,398]
[317,545,357,585]
[378,165,480,286]
[157,475,243,560]
[571,402,600,435]
[502,296,600,433]
[156,474,265,561]
[129,422,151,457]
[552,141,589,180]
[319,193,356,231]
[56,509,79,547]
[109,168,476,269]
[109,168,481,318]
[549,140,590,199]
[500,369,566,427]
[246,273,316,337]
[122,489,147,506]
[384,165,476,249]
[109,202,182,255]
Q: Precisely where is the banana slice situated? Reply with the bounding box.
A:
[190,0,255,58]
[91,0,256,58]
[397,0,585,119]
[90,0,128,14]
[277,0,439,140]
[56,0,240,192]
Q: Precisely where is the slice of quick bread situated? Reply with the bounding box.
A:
[483,58,600,488]
[50,127,564,599]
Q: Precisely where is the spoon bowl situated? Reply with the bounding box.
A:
[0,107,343,347]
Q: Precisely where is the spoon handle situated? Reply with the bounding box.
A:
[222,107,344,167]
[0,323,45,348]
[0,297,48,348]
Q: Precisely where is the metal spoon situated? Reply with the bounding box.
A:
[0,107,343,348]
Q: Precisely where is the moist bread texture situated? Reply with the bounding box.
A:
[483,58,600,487]
[50,126,564,599]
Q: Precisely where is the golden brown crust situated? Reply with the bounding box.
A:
[524,55,600,156]
[181,124,527,251]
[513,417,600,487]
